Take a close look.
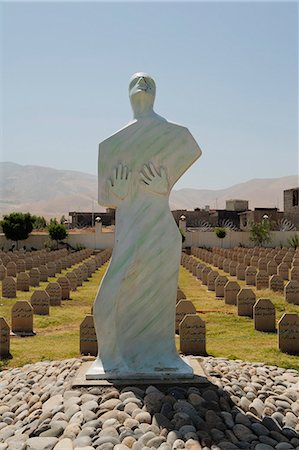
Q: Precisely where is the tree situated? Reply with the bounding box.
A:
[31,215,47,229]
[48,222,68,249]
[0,212,34,249]
[249,220,271,247]
[214,227,227,248]
[288,234,299,250]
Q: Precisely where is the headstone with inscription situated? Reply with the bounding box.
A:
[237,288,256,318]
[0,317,11,358]
[223,259,231,273]
[245,266,257,286]
[236,263,246,281]
[278,313,299,354]
[175,300,196,333]
[25,257,34,271]
[45,282,62,306]
[267,260,278,276]
[207,270,219,291]
[16,272,30,292]
[73,267,83,286]
[278,262,289,280]
[269,275,284,292]
[256,270,269,290]
[66,271,78,291]
[229,261,237,276]
[16,259,26,273]
[177,288,186,302]
[224,281,241,305]
[284,280,299,305]
[29,268,40,287]
[80,315,98,356]
[215,275,229,298]
[2,277,17,298]
[39,265,49,282]
[0,264,7,281]
[11,301,34,335]
[253,298,275,332]
[57,277,71,300]
[6,261,17,277]
[179,314,206,355]
[80,264,89,282]
[46,262,56,277]
[290,266,299,282]
[30,290,50,315]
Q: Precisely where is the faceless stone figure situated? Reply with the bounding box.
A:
[86,72,202,380]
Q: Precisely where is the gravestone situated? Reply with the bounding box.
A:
[46,262,56,277]
[16,272,30,292]
[207,270,219,291]
[2,255,11,266]
[0,317,11,358]
[290,266,299,282]
[269,275,284,292]
[39,265,49,282]
[73,267,83,286]
[215,275,228,298]
[6,261,17,277]
[177,288,186,302]
[29,268,40,287]
[45,282,62,306]
[57,277,71,300]
[30,290,50,315]
[201,267,212,285]
[258,258,267,271]
[253,298,275,332]
[282,253,293,269]
[229,261,237,276]
[244,254,252,266]
[11,301,34,335]
[179,314,206,355]
[2,277,17,298]
[245,266,257,286]
[0,264,7,281]
[80,315,98,356]
[284,281,299,305]
[32,256,41,268]
[256,270,269,290]
[175,300,196,333]
[278,262,289,280]
[278,313,299,354]
[25,257,33,271]
[267,260,278,276]
[223,259,231,273]
[16,259,26,273]
[250,256,259,267]
[86,259,97,277]
[224,281,241,305]
[55,260,62,274]
[236,263,246,281]
[80,264,89,282]
[237,288,256,318]
[66,271,78,291]
[196,263,205,279]
[274,254,283,265]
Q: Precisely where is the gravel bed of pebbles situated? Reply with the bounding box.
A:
[0,357,298,450]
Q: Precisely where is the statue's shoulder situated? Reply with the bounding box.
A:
[99,122,139,149]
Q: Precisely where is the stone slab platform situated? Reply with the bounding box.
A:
[72,356,209,387]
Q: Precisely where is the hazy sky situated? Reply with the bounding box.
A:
[1,1,298,190]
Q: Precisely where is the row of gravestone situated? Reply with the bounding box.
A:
[0,248,72,270]
[0,248,94,284]
[190,248,299,305]
[181,253,299,355]
[0,249,112,359]
[0,249,98,298]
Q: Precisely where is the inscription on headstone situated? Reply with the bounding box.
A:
[179,314,206,355]
[253,298,275,332]
[29,268,40,287]
[278,262,289,281]
[256,270,269,290]
[11,301,34,335]
[80,315,98,356]
[30,290,50,315]
[224,281,240,305]
[278,313,299,354]
[2,277,17,298]
[284,281,299,305]
[45,282,62,306]
[16,272,30,292]
[237,288,256,318]
[0,317,11,359]
[215,275,229,298]
[0,264,7,281]
[207,270,219,291]
[245,266,257,286]
[6,261,17,277]
[57,277,71,300]
[175,300,196,333]
[269,275,284,292]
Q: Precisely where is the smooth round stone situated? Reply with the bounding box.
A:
[232,424,257,442]
[251,423,270,436]
[284,412,297,429]
[172,439,185,449]
[100,399,122,410]
[42,395,63,413]
[99,426,119,439]
[146,436,166,447]
[275,444,294,450]
[26,437,59,450]
[121,436,136,448]
[73,435,92,447]
[81,400,98,412]
[65,404,80,420]
[53,438,74,450]
[134,412,151,424]
[114,445,131,450]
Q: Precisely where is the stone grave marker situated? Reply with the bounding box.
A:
[0,317,11,358]
[86,259,97,277]
[274,254,283,265]
[30,290,50,315]
[278,262,289,280]
[0,264,7,281]
[229,261,237,276]
[278,313,299,354]
[2,255,11,266]
[207,270,219,291]
[11,301,34,335]
[45,282,62,306]
[201,266,211,285]
[250,256,259,267]
[269,275,284,292]
[215,275,228,298]
[175,300,196,333]
[73,267,83,286]
[292,257,299,267]
[16,259,26,273]
[80,264,89,282]
[177,288,186,302]
[55,260,62,274]
[39,265,49,282]
[290,266,299,282]
[57,277,71,300]
[25,257,33,271]
[244,255,252,266]
[29,268,40,287]
[66,271,78,291]
[2,277,17,298]
[237,288,256,318]
[245,266,257,286]
[284,281,299,305]
[16,272,30,292]
[196,263,205,279]
[32,256,41,268]
[80,315,98,356]
[46,262,56,277]
[253,298,275,332]
[257,258,268,271]
[224,281,241,305]
[267,260,278,276]
[236,263,246,281]
[223,259,231,273]
[282,253,293,269]
[179,314,206,355]
[256,270,269,290]
[6,261,17,277]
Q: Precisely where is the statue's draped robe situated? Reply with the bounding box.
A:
[91,117,201,378]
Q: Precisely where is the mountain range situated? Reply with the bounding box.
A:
[0,162,297,218]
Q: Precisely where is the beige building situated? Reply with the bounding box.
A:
[284,187,299,229]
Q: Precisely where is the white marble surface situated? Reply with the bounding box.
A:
[86,73,202,380]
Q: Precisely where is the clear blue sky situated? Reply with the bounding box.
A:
[1,1,298,190]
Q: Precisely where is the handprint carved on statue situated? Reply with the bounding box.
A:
[108,163,131,200]
[140,163,168,195]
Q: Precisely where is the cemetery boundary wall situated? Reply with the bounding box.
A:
[0,230,298,251]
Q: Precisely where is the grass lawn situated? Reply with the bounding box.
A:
[0,258,298,371]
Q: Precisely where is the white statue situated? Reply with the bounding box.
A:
[86,72,202,380]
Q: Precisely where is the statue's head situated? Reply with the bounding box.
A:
[129,72,156,115]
